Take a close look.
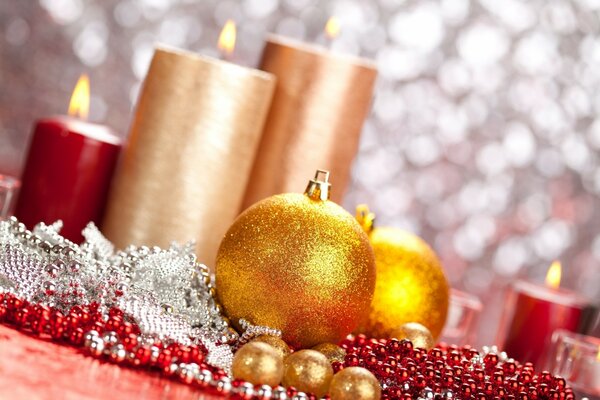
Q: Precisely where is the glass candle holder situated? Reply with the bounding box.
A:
[439,289,482,346]
[547,329,600,399]
[0,175,20,220]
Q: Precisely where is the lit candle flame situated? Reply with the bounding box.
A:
[597,347,600,361]
[218,20,236,56]
[68,74,90,120]
[325,16,341,40]
[545,260,562,289]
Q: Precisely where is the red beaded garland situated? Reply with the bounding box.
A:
[0,292,577,400]
[338,334,575,400]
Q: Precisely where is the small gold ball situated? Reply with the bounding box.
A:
[283,349,334,397]
[252,335,291,359]
[329,367,381,400]
[390,322,435,350]
[312,343,347,363]
[232,342,284,386]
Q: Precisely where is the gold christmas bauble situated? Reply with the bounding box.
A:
[232,342,284,386]
[329,367,381,400]
[252,335,291,359]
[283,350,334,397]
[355,205,449,339]
[216,172,376,348]
[390,322,435,350]
[312,343,347,363]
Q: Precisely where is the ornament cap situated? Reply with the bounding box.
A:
[356,204,375,233]
[305,170,331,201]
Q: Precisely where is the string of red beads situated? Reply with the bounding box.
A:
[0,292,577,400]
[337,334,575,400]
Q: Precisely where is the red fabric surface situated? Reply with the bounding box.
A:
[0,324,221,400]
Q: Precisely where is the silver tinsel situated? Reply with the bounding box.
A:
[0,216,278,372]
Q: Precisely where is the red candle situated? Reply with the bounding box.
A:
[499,261,588,368]
[15,75,121,242]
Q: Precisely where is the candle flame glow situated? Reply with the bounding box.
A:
[218,20,236,56]
[325,16,341,39]
[68,74,90,120]
[545,260,562,289]
[597,347,600,361]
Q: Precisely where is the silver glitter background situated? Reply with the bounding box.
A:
[1,0,600,345]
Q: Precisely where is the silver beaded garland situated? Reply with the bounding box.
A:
[0,217,276,372]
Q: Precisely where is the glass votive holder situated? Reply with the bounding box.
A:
[439,289,482,346]
[0,174,20,220]
[547,329,600,399]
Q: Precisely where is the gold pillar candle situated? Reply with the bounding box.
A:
[102,46,275,266]
[242,35,378,208]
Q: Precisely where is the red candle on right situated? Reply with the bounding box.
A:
[498,261,589,368]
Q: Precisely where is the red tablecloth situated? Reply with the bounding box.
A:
[0,324,221,400]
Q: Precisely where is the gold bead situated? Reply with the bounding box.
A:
[355,210,449,339]
[252,335,291,359]
[390,322,435,350]
[232,342,284,386]
[329,367,381,400]
[283,350,334,397]
[216,186,376,348]
[312,343,346,363]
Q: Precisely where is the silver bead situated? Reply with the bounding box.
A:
[83,330,100,348]
[420,388,434,399]
[257,385,273,400]
[215,376,232,394]
[42,280,56,295]
[272,386,288,400]
[102,331,119,346]
[115,282,128,295]
[44,264,59,277]
[292,393,308,400]
[88,337,105,356]
[196,369,213,386]
[161,304,174,314]
[41,241,53,253]
[121,263,132,274]
[150,346,160,363]
[178,363,195,384]
[110,344,127,362]
[164,362,179,377]
[236,382,254,399]
[70,262,82,273]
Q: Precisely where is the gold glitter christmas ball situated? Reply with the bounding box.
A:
[216,171,376,348]
[355,205,449,339]
[329,367,381,400]
[232,341,284,386]
[390,322,436,350]
[312,343,347,363]
[283,349,334,397]
[252,335,291,359]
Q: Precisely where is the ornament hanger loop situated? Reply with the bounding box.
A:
[305,169,331,201]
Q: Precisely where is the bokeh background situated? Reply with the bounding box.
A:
[1,0,599,345]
